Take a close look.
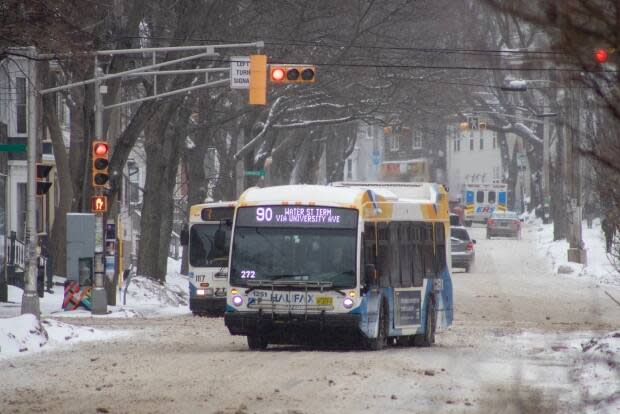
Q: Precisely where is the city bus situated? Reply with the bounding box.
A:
[184,201,235,316]
[223,184,453,350]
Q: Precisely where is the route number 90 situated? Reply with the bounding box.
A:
[256,207,273,222]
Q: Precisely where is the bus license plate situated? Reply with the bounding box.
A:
[316,297,332,306]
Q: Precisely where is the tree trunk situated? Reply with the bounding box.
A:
[136,104,180,282]
[41,64,74,277]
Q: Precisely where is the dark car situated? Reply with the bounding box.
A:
[451,226,476,272]
[486,211,522,239]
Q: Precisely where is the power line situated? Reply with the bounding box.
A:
[113,35,567,56]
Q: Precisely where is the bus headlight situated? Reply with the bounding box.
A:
[232,295,244,307]
[197,288,213,296]
[343,297,354,309]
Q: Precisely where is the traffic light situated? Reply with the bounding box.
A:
[36,163,53,196]
[92,141,109,188]
[594,48,609,64]
[269,65,316,84]
[249,54,267,105]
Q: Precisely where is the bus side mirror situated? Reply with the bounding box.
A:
[180,225,189,246]
[364,264,378,287]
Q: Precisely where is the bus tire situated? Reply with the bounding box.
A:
[367,301,388,351]
[415,297,436,347]
[247,335,268,351]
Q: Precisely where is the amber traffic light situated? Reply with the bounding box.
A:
[92,141,109,188]
[269,65,316,83]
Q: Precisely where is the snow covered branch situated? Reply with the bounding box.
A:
[233,96,284,160]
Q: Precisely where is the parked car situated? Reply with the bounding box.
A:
[451,226,476,272]
[486,211,522,239]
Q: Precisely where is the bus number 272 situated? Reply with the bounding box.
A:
[240,270,256,279]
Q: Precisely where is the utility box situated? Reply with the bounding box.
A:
[67,213,96,282]
[65,213,95,310]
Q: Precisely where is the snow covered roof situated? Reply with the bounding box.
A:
[332,181,439,203]
[380,158,428,165]
[239,185,376,207]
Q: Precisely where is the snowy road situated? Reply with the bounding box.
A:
[1,224,619,414]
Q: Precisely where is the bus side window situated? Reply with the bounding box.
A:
[412,224,424,287]
[389,223,401,288]
[363,223,377,286]
[423,223,435,278]
[434,223,446,274]
[377,222,391,288]
[399,223,413,288]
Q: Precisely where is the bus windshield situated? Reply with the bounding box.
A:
[230,206,358,288]
[189,223,231,267]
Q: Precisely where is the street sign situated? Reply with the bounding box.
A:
[230,56,250,89]
[91,195,108,213]
[244,170,265,177]
[0,143,26,152]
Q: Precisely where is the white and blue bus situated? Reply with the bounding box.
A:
[224,184,453,350]
[184,201,235,316]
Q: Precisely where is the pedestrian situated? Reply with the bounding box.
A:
[602,216,616,253]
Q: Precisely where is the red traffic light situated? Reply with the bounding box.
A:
[269,65,316,83]
[94,142,109,156]
[594,48,608,63]
[271,67,286,82]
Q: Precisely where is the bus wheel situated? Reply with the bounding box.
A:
[367,301,388,351]
[247,335,268,351]
[415,299,436,347]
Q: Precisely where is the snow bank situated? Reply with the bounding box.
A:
[0,315,123,359]
[536,219,620,286]
[116,257,190,316]
[574,331,620,413]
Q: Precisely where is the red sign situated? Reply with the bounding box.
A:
[91,195,107,213]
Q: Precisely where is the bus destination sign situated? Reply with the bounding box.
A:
[236,206,357,228]
[201,207,234,222]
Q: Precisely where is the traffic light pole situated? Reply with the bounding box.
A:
[21,47,41,318]
[91,59,108,315]
[32,42,264,316]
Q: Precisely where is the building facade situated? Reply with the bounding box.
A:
[343,122,383,182]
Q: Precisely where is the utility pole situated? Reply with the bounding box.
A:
[566,78,586,264]
[91,60,108,315]
[21,47,40,318]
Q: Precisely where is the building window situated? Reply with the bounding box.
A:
[412,131,422,149]
[476,191,484,203]
[346,159,353,179]
[479,137,484,150]
[488,191,496,203]
[493,135,497,149]
[389,135,399,152]
[457,139,461,152]
[16,77,27,134]
[469,139,474,151]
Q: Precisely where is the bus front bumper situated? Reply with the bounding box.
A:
[190,296,226,314]
[225,311,361,337]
